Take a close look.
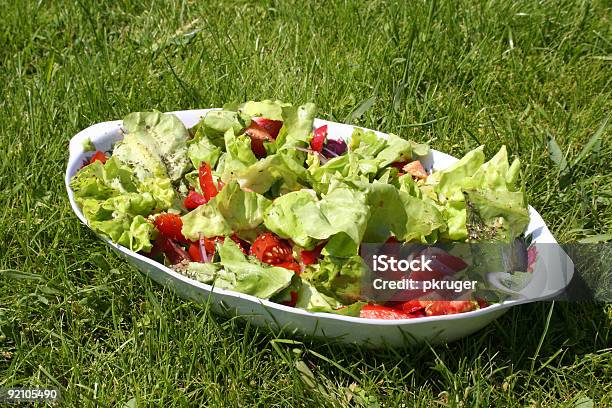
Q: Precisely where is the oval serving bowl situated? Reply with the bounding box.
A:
[65,109,574,347]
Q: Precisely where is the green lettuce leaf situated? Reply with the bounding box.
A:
[219,128,258,182]
[187,135,222,169]
[114,111,191,182]
[375,133,429,167]
[182,262,220,284]
[295,280,343,312]
[91,214,156,252]
[235,152,311,194]
[361,181,407,243]
[426,145,528,241]
[263,186,370,256]
[238,100,290,121]
[263,190,319,248]
[181,202,232,240]
[430,145,485,200]
[464,188,530,242]
[302,255,369,303]
[181,181,270,240]
[70,157,173,252]
[214,181,272,231]
[192,109,250,148]
[397,191,446,242]
[215,238,294,299]
[274,103,317,152]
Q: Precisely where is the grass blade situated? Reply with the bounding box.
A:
[546,132,569,176]
[573,114,609,166]
[347,95,377,124]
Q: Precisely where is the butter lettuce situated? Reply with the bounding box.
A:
[219,129,258,181]
[235,152,311,194]
[238,100,289,121]
[215,238,294,298]
[302,255,369,303]
[70,157,173,252]
[215,181,271,230]
[263,186,370,256]
[114,111,191,182]
[375,133,429,167]
[188,135,222,169]
[181,180,270,240]
[274,103,317,152]
[425,145,528,241]
[191,109,250,148]
[181,202,232,239]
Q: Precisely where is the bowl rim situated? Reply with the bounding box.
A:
[65,108,573,326]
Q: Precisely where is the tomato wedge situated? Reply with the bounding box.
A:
[198,162,219,201]
[402,161,428,179]
[188,242,203,262]
[310,125,327,152]
[89,151,108,165]
[184,190,207,210]
[245,122,274,158]
[154,213,188,244]
[252,117,283,139]
[273,261,301,274]
[390,161,409,170]
[300,242,326,265]
[188,235,223,263]
[359,304,412,320]
[421,300,478,316]
[250,232,293,265]
[391,299,426,315]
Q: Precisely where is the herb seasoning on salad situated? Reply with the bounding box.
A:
[70,100,530,319]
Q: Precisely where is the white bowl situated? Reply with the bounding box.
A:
[65,109,574,347]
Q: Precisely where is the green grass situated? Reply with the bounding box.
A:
[1,0,610,406]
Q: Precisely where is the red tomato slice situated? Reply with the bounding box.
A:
[422,300,478,316]
[300,242,326,265]
[394,300,426,315]
[476,298,489,309]
[245,122,273,158]
[89,151,108,165]
[359,304,412,320]
[310,125,327,152]
[188,242,203,262]
[188,235,223,262]
[273,261,301,274]
[184,190,207,210]
[250,232,293,265]
[154,213,189,244]
[252,117,283,139]
[402,161,428,179]
[198,162,219,201]
[390,161,409,170]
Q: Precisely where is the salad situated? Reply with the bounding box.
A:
[70,100,530,319]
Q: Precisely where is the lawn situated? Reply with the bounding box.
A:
[1,0,610,406]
